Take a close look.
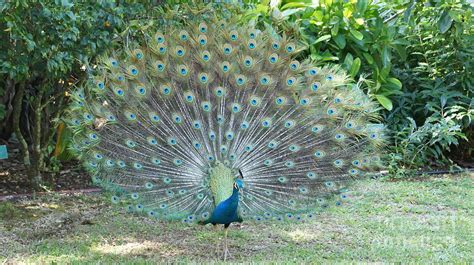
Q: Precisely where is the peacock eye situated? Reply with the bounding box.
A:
[71,21,385,225]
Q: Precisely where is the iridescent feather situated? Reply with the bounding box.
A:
[66,19,384,224]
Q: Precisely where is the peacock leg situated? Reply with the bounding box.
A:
[213,224,220,259]
[223,225,232,261]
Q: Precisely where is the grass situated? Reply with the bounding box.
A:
[1,174,473,263]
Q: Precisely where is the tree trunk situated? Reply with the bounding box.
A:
[30,90,44,188]
[12,82,30,166]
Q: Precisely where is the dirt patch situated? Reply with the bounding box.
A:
[0,142,93,195]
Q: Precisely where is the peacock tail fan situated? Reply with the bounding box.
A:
[66,17,385,224]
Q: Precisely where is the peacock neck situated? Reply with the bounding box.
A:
[231,186,239,201]
[224,186,240,210]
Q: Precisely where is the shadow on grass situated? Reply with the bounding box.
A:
[1,174,473,263]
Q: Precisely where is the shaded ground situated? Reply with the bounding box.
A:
[0,142,92,195]
[1,174,473,263]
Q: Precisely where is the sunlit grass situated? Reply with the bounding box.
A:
[1,174,473,263]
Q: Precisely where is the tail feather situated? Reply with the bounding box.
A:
[66,17,385,223]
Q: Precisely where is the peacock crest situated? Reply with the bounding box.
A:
[67,18,384,223]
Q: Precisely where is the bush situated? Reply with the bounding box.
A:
[242,0,405,110]
[387,0,473,172]
[0,0,149,187]
[243,0,473,174]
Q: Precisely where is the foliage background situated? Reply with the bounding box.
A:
[0,1,165,186]
[242,0,404,111]
[243,0,473,176]
[0,0,472,189]
[387,0,473,175]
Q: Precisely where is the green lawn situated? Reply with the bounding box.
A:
[1,174,473,263]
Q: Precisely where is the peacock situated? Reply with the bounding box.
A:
[66,16,384,260]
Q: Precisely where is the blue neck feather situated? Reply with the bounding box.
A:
[204,186,242,225]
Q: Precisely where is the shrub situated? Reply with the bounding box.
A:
[242,0,473,173]
[387,0,473,172]
[0,0,148,187]
[242,0,405,110]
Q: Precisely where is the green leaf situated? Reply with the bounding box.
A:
[403,2,415,23]
[392,39,410,45]
[329,16,340,25]
[382,46,390,67]
[313,51,339,61]
[438,11,453,33]
[394,45,407,61]
[334,34,346,49]
[379,87,404,96]
[344,53,354,67]
[312,10,323,21]
[380,66,391,82]
[280,2,310,10]
[331,24,339,36]
[26,40,36,52]
[350,58,361,78]
[440,95,447,108]
[313,34,331,44]
[356,0,368,14]
[387,77,402,90]
[61,0,73,8]
[281,8,301,17]
[363,52,374,64]
[375,95,393,111]
[350,29,363,40]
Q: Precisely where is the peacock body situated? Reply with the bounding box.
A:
[67,18,384,226]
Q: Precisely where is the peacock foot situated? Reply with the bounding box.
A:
[224,245,233,261]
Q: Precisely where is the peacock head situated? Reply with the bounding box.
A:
[234,178,244,190]
[233,170,245,194]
